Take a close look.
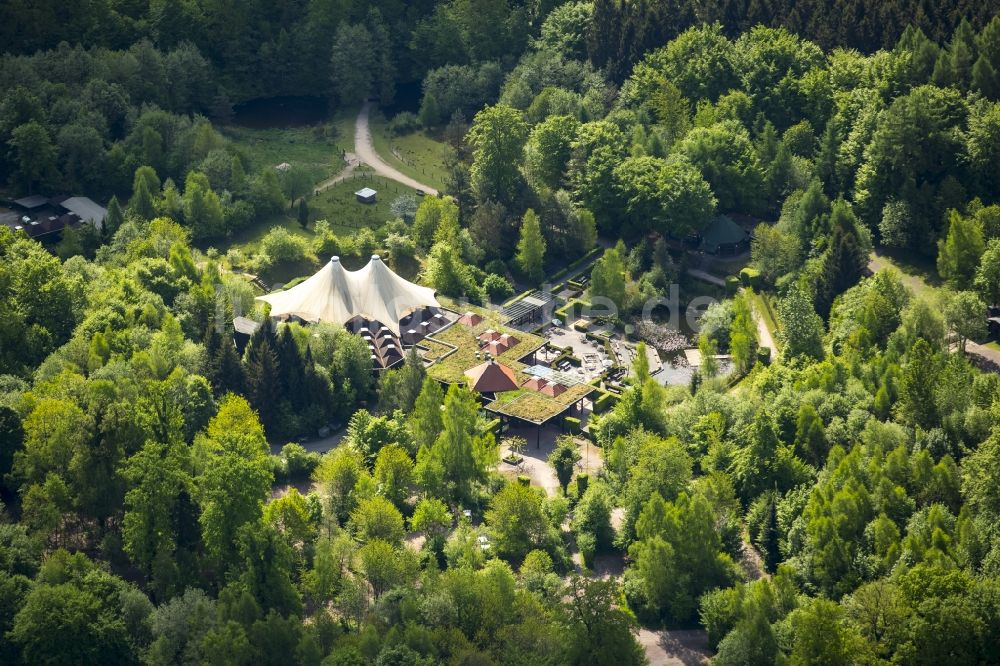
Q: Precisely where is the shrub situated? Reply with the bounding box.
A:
[388,111,421,135]
[484,418,502,437]
[483,273,515,302]
[564,416,581,434]
[258,227,310,267]
[593,392,617,414]
[485,259,507,275]
[281,442,321,479]
[577,531,596,567]
[739,266,761,289]
[725,275,740,294]
[757,346,771,365]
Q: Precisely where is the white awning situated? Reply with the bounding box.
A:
[256,255,439,335]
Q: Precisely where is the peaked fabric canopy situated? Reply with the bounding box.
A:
[256,255,439,335]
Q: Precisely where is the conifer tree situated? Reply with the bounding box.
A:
[297,198,309,229]
[937,210,985,289]
[816,200,867,319]
[104,195,124,235]
[516,209,546,284]
[130,176,156,220]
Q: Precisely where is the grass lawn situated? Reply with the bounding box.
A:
[868,249,942,300]
[224,212,314,253]
[426,306,546,384]
[309,173,411,235]
[984,341,1000,354]
[220,113,354,184]
[369,111,450,192]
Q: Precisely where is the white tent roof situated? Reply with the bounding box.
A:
[256,255,439,335]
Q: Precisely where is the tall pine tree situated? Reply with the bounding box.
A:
[815,200,866,319]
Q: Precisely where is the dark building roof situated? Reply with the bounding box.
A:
[699,215,749,252]
[61,197,107,229]
[13,195,48,209]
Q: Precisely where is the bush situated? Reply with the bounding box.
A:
[484,259,507,276]
[725,275,740,295]
[577,531,596,567]
[484,418,502,437]
[564,416,581,434]
[576,473,589,497]
[258,227,310,267]
[281,442,321,479]
[757,346,771,365]
[739,266,761,289]
[388,111,421,136]
[593,392,617,414]
[483,273,515,302]
[517,475,531,487]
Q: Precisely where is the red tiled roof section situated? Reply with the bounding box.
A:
[464,360,518,393]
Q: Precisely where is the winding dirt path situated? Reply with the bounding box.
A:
[313,102,439,195]
[352,102,439,195]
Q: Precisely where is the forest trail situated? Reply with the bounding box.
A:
[313,153,359,194]
[312,102,440,195]
[749,293,777,358]
[352,102,439,195]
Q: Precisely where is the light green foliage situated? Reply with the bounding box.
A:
[573,480,615,560]
[372,444,413,508]
[590,242,627,313]
[729,293,758,375]
[620,435,692,542]
[524,115,580,190]
[676,121,766,214]
[348,496,405,545]
[486,482,555,562]
[515,209,546,283]
[409,498,451,545]
[313,446,371,527]
[183,171,224,239]
[937,210,985,288]
[778,285,825,360]
[468,104,528,204]
[975,238,1000,305]
[945,290,986,352]
[195,396,273,573]
[415,384,496,503]
[627,491,738,623]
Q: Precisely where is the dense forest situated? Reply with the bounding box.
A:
[5,1,1000,665]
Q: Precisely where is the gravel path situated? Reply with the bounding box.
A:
[312,102,439,195]
[352,102,439,195]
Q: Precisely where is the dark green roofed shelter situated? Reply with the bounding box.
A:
[699,215,750,255]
